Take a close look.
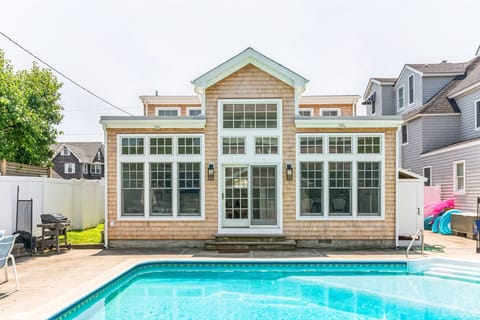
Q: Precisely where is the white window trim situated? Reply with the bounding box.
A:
[155,107,181,116]
[320,108,341,116]
[397,85,405,111]
[453,160,466,195]
[187,107,202,116]
[401,124,408,146]
[117,133,205,221]
[423,166,432,186]
[65,163,75,174]
[475,99,480,131]
[408,75,415,106]
[62,147,71,156]
[217,99,283,234]
[296,133,385,221]
[82,164,89,175]
[91,164,102,175]
[298,108,314,116]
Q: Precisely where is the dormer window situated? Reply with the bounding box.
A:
[408,75,414,105]
[187,107,202,116]
[321,108,341,117]
[299,108,313,116]
[397,86,404,110]
[62,147,70,156]
[156,107,180,116]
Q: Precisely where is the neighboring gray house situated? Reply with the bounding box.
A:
[363,53,480,212]
[51,142,105,180]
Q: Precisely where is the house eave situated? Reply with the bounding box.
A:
[405,112,460,122]
[295,116,402,128]
[299,95,360,105]
[100,116,206,129]
[447,81,480,99]
[139,95,201,105]
[191,47,309,91]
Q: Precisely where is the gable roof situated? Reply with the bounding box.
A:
[403,56,480,121]
[52,142,103,163]
[192,47,308,91]
[406,62,467,75]
[363,77,396,100]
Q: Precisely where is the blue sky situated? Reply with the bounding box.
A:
[1,0,479,141]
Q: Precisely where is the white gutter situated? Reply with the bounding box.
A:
[102,122,108,249]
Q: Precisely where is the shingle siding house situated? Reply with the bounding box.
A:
[363,53,480,213]
[101,48,403,249]
[51,142,105,180]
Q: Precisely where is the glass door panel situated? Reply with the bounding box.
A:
[251,166,277,225]
[223,166,249,227]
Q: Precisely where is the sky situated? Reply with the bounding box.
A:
[1,0,479,142]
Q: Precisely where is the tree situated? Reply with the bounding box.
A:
[0,50,63,165]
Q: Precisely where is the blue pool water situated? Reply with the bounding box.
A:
[51,262,480,320]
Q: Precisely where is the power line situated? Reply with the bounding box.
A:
[0,31,134,116]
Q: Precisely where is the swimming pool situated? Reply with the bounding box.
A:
[51,261,480,320]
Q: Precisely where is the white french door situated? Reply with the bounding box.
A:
[222,165,278,228]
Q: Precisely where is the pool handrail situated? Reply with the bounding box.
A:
[406,229,424,259]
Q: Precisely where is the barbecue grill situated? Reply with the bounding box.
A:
[37,213,72,253]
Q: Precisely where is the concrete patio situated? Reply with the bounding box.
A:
[1,231,479,319]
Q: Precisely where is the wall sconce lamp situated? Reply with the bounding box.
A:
[286,163,293,181]
[208,163,215,180]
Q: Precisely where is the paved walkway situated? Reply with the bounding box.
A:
[0,231,479,319]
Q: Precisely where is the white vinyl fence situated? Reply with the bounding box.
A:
[0,176,104,236]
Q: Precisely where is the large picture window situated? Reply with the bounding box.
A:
[357,162,381,216]
[118,134,203,219]
[329,162,352,216]
[121,163,144,216]
[300,162,323,216]
[297,133,384,219]
[178,163,201,216]
[150,163,172,216]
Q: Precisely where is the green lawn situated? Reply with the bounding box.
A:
[65,224,104,244]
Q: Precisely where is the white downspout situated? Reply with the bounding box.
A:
[395,125,401,248]
[102,122,109,249]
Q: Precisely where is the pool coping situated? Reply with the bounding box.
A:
[43,256,480,319]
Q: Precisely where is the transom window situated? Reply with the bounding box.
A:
[178,137,201,155]
[222,137,245,155]
[300,137,323,154]
[329,137,352,154]
[357,136,381,154]
[255,137,278,154]
[223,103,277,129]
[150,137,173,155]
[121,137,144,155]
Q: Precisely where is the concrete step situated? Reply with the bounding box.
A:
[204,239,296,252]
[213,234,287,243]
